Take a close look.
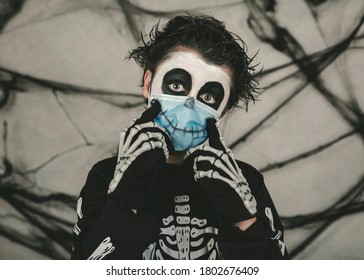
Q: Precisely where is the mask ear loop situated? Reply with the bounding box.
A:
[215,104,234,128]
[214,105,224,126]
[216,117,222,126]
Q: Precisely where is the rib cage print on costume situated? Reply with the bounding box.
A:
[143,195,222,260]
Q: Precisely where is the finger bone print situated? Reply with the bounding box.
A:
[107,121,169,194]
[87,237,115,260]
[143,195,222,260]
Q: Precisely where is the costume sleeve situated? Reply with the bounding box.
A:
[218,162,289,260]
[70,157,160,260]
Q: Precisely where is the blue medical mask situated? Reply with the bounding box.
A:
[152,94,220,151]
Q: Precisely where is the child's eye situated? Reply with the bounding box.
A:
[199,92,216,104]
[168,82,185,92]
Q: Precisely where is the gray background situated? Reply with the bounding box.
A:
[0,0,363,259]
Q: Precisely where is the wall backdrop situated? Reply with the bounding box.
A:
[0,0,363,259]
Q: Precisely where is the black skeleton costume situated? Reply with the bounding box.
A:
[71,158,286,259]
[71,50,288,260]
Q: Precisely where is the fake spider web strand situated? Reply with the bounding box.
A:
[282,175,364,258]
[0,215,66,260]
[282,175,364,229]
[53,90,92,146]
[0,66,145,110]
[0,0,25,32]
[118,0,243,18]
[0,1,127,37]
[259,125,363,173]
[21,143,87,176]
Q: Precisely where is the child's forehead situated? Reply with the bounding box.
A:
[155,50,232,82]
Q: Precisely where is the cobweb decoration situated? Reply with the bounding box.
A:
[0,0,363,259]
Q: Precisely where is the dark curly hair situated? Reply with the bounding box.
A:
[127,14,259,111]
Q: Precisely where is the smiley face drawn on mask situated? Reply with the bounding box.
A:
[152,93,219,151]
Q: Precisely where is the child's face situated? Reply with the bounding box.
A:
[143,49,232,152]
[149,50,232,117]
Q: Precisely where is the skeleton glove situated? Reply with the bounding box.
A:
[108,99,173,208]
[186,119,257,225]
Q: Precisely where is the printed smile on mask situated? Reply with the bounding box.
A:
[158,110,207,138]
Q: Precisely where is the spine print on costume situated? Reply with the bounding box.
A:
[143,195,222,260]
[265,207,286,256]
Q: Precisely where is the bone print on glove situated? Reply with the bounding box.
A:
[107,99,173,208]
[186,119,257,224]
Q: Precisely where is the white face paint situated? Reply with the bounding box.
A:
[150,51,232,116]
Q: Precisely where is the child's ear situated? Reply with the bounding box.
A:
[142,69,152,100]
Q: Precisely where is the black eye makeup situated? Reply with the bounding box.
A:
[197,82,225,110]
[162,68,192,96]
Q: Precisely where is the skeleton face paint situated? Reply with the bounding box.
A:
[151,51,231,115]
[149,51,232,151]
